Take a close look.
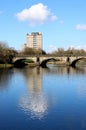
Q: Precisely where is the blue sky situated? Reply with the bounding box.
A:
[0,0,86,52]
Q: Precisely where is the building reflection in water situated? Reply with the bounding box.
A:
[27,67,42,92]
[19,67,48,120]
[18,65,86,119]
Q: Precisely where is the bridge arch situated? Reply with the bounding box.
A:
[13,58,35,67]
[13,59,27,67]
[13,57,36,63]
[70,57,86,67]
[40,58,60,68]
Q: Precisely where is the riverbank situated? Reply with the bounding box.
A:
[0,62,85,69]
[0,64,14,68]
[25,63,39,68]
[0,63,39,69]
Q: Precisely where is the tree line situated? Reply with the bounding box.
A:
[21,46,86,56]
[21,46,46,55]
[48,47,86,57]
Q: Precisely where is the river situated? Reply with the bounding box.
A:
[0,65,86,130]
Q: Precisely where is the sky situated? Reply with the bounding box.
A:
[0,0,86,52]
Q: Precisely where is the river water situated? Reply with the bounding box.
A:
[0,65,86,130]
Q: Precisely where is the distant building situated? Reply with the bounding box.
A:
[26,32,42,49]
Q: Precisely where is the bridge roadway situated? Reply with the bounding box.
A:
[13,55,86,67]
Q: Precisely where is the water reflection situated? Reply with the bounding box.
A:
[46,64,86,75]
[0,68,13,90]
[0,65,86,129]
[19,93,48,120]
[0,65,86,121]
[19,65,86,120]
[26,67,43,92]
[19,67,48,120]
[77,85,86,98]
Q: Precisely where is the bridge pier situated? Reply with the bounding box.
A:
[40,63,47,68]
[70,62,76,68]
[66,62,70,66]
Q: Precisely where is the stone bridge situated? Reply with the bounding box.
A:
[13,55,86,67]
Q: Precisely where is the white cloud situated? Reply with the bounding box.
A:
[16,3,57,26]
[76,24,86,31]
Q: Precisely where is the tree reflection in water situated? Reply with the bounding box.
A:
[0,68,13,91]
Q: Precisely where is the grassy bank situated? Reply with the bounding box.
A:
[0,64,13,68]
[0,63,39,68]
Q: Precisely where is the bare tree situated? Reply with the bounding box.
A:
[0,42,18,64]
